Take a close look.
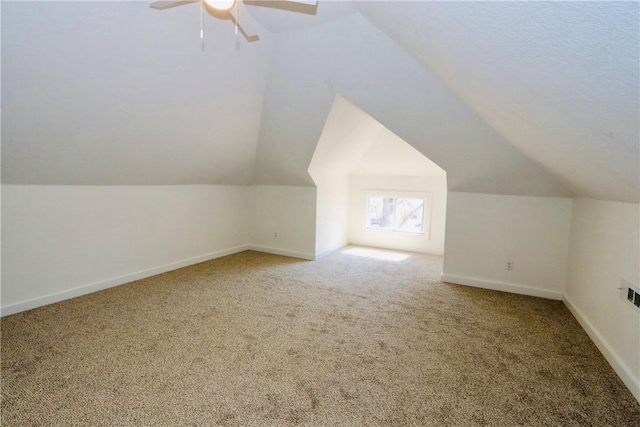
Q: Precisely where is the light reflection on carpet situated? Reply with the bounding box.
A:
[341,247,410,261]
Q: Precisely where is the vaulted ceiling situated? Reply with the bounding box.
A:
[2,1,638,202]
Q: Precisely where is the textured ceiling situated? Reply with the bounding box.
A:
[253,9,571,197]
[2,1,638,202]
[2,1,273,185]
[356,1,639,202]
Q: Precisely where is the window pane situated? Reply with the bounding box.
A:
[367,196,395,229]
[366,195,425,234]
[394,198,424,233]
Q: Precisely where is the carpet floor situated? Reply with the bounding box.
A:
[2,248,638,426]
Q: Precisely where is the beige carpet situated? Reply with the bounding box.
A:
[2,248,638,426]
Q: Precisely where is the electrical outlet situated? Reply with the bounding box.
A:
[506,260,513,270]
[274,232,278,239]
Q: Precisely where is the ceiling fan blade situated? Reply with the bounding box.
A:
[150,0,198,10]
[229,1,260,42]
[243,0,317,15]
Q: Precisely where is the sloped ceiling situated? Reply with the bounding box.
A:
[308,95,383,175]
[2,1,272,185]
[308,94,445,178]
[352,128,446,178]
[253,8,571,197]
[356,1,639,202]
[2,1,637,202]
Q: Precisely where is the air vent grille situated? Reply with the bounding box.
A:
[621,279,640,309]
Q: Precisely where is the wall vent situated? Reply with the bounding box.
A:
[621,279,640,309]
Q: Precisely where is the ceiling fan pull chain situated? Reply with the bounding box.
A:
[235,0,238,35]
[200,0,204,39]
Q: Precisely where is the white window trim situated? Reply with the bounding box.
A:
[363,190,433,239]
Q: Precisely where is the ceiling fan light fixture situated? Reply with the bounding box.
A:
[204,0,235,11]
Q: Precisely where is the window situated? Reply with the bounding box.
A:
[366,195,425,234]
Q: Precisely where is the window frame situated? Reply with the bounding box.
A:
[363,190,432,237]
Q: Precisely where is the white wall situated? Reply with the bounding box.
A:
[1,184,320,316]
[349,175,447,255]
[306,95,383,259]
[563,198,640,401]
[442,192,573,299]
[309,173,350,258]
[1,185,249,315]
[247,185,317,260]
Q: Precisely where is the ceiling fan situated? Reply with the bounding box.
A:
[150,0,318,42]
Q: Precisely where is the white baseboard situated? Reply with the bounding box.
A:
[440,274,563,300]
[247,245,315,261]
[562,295,640,403]
[313,244,351,261]
[0,245,250,317]
[313,248,339,261]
